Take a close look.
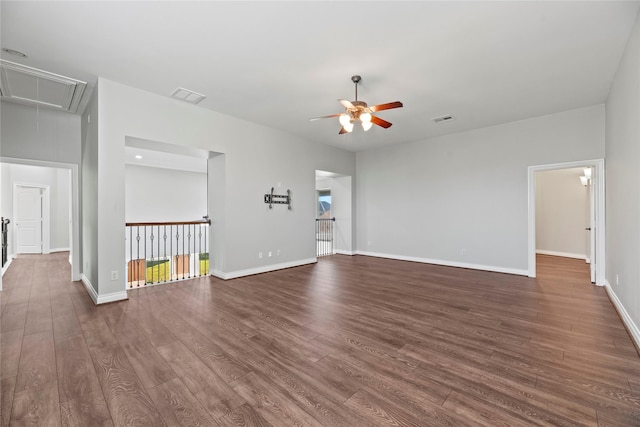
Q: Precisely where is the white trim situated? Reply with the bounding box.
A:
[1,257,13,277]
[356,251,528,276]
[604,280,640,351]
[81,274,98,304]
[528,159,605,285]
[50,247,71,253]
[81,273,128,305]
[335,249,356,256]
[212,258,317,280]
[535,250,586,260]
[97,290,128,305]
[1,157,81,281]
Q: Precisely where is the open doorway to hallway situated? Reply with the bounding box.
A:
[535,167,592,281]
[315,170,353,258]
[528,159,605,285]
[1,160,77,284]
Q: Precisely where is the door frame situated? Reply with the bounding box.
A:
[1,157,81,282]
[13,183,50,254]
[527,159,605,285]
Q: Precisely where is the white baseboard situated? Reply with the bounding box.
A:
[50,247,70,254]
[212,258,317,280]
[96,290,128,305]
[604,280,640,351]
[536,250,586,260]
[81,274,128,305]
[335,250,355,256]
[356,251,529,276]
[2,257,13,277]
[81,274,98,304]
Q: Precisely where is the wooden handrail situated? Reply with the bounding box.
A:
[125,219,211,227]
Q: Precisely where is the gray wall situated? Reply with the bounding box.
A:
[81,86,99,292]
[92,78,356,296]
[356,104,605,274]
[606,10,640,331]
[1,102,81,165]
[125,164,207,223]
[535,168,589,259]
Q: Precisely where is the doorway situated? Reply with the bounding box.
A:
[0,157,80,284]
[315,170,354,257]
[316,189,334,256]
[528,159,605,285]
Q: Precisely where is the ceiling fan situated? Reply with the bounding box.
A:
[310,75,403,134]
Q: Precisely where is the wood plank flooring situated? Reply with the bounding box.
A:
[1,252,639,426]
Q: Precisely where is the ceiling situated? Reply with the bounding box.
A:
[1,1,638,152]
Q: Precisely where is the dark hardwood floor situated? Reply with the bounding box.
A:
[1,252,639,426]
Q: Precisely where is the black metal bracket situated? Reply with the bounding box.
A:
[264,187,292,210]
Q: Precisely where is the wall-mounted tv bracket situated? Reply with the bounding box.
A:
[264,187,292,210]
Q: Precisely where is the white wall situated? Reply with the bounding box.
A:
[1,102,82,165]
[316,175,354,254]
[605,10,640,338]
[0,164,71,257]
[356,105,605,274]
[125,164,207,222]
[91,78,355,298]
[535,168,589,259]
[81,85,100,292]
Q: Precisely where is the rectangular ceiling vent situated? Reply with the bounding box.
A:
[170,87,206,104]
[432,114,455,124]
[0,59,87,113]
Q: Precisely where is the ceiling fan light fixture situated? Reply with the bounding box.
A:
[344,121,354,133]
[339,113,351,127]
[360,112,372,123]
[362,121,373,131]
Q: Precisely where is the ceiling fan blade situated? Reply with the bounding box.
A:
[371,115,393,129]
[338,126,348,135]
[339,99,354,109]
[309,113,341,121]
[369,101,403,112]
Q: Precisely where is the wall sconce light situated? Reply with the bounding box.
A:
[579,167,592,187]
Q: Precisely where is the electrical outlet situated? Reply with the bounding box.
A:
[268,251,273,258]
[258,252,263,259]
[110,270,118,281]
[461,248,468,256]
[277,249,281,257]
[616,274,620,286]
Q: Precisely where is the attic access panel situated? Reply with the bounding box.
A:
[0,59,87,113]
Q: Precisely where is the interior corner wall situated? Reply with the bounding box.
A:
[93,78,355,294]
[208,153,226,275]
[535,168,589,259]
[81,85,100,294]
[356,104,605,274]
[605,10,640,333]
[315,176,353,254]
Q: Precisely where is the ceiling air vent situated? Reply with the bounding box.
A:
[0,59,87,113]
[432,114,455,124]
[170,87,206,104]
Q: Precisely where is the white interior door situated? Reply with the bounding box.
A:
[16,186,43,254]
